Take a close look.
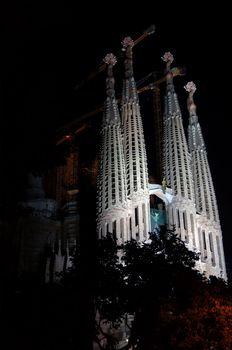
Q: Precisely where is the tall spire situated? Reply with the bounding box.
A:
[185,81,219,221]
[185,81,227,279]
[102,53,120,126]
[161,52,181,116]
[121,37,138,104]
[162,52,195,201]
[162,52,197,251]
[96,53,128,241]
[185,81,205,151]
[121,37,151,241]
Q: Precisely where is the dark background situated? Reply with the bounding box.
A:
[1,2,231,271]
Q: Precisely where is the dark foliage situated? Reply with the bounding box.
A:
[1,227,232,350]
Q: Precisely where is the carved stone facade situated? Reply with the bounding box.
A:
[10,47,226,283]
[161,55,226,279]
[96,40,151,244]
[96,49,227,280]
[185,81,226,278]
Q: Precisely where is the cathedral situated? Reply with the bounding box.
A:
[5,34,226,284]
[96,38,227,280]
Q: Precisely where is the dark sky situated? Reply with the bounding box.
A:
[1,3,231,266]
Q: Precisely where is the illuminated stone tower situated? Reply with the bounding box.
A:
[185,81,227,279]
[96,53,128,243]
[162,52,198,251]
[121,37,151,241]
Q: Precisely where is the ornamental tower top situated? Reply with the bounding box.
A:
[101,53,120,127]
[184,81,197,117]
[121,37,138,104]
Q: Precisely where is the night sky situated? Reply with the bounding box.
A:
[1,3,231,269]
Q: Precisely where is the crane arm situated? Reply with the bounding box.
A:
[56,64,184,146]
[74,24,155,90]
[134,24,155,46]
[137,66,186,94]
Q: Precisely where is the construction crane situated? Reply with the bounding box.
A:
[55,125,87,203]
[74,24,155,91]
[54,26,157,206]
[55,65,185,147]
[56,24,156,144]
[56,108,103,145]
[56,123,91,146]
[55,64,185,201]
[137,66,185,94]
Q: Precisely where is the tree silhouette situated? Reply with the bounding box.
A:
[2,227,232,350]
[89,228,232,349]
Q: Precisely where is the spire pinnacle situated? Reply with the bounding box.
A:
[121,36,138,103]
[122,36,134,79]
[103,52,117,66]
[162,52,174,91]
[121,36,134,49]
[161,51,174,65]
[102,53,120,126]
[103,53,117,98]
[184,81,197,116]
